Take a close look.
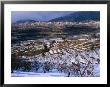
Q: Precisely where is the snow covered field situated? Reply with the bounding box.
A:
[11,72,67,77]
[11,63,99,77]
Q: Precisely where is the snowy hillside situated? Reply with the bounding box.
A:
[11,34,100,77]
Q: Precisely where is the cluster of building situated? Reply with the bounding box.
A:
[12,21,100,30]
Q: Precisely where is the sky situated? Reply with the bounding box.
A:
[11,11,74,23]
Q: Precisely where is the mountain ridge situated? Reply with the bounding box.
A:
[49,11,100,22]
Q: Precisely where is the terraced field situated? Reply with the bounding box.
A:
[11,34,100,77]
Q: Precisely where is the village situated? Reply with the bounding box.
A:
[12,21,100,30]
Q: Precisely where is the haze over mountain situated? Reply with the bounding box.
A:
[11,11,74,23]
[12,11,100,24]
[15,19,36,24]
[49,11,100,22]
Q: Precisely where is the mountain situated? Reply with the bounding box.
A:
[49,11,100,22]
[15,19,36,24]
